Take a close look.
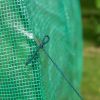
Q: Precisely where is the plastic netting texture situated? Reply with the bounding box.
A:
[0,0,83,100]
[0,0,43,100]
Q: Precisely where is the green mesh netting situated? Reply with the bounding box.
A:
[0,0,83,100]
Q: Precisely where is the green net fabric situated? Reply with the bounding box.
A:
[0,0,83,100]
[0,0,43,99]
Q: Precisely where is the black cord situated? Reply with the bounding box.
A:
[25,35,50,65]
[26,35,83,100]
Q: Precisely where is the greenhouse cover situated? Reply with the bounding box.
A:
[0,0,83,100]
